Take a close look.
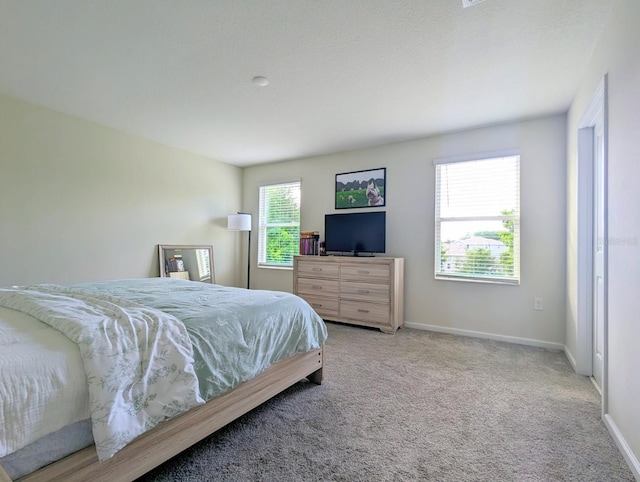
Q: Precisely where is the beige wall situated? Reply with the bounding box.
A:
[0,94,243,287]
[244,115,567,347]
[566,0,640,473]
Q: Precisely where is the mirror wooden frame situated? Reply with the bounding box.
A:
[158,245,215,283]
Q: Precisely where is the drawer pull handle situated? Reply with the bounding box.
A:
[312,268,322,271]
[358,290,370,294]
[312,303,322,308]
[312,285,322,290]
[357,309,370,313]
[358,270,370,274]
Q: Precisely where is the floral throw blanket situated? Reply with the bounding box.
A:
[0,286,204,461]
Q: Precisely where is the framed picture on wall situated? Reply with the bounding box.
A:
[335,167,386,209]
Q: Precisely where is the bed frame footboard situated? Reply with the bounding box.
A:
[17,347,324,482]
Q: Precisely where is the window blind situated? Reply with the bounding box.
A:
[195,249,210,281]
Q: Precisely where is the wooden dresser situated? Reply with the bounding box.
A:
[293,256,404,334]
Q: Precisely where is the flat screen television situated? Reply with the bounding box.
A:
[324,211,386,256]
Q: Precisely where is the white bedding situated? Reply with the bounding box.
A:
[0,307,89,458]
[0,287,204,461]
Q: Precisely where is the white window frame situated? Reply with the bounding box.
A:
[434,150,520,285]
[258,180,301,269]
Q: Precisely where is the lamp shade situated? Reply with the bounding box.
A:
[227,213,252,231]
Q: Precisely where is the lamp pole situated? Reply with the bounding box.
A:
[246,229,251,289]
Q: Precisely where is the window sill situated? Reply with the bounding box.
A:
[435,274,519,286]
[258,265,293,271]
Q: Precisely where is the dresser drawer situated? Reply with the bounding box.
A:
[300,296,339,318]
[340,281,389,302]
[297,260,340,279]
[297,278,339,298]
[339,300,390,326]
[341,263,390,282]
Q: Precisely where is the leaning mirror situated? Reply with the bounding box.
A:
[158,245,215,283]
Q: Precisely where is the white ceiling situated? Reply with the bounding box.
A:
[0,0,612,167]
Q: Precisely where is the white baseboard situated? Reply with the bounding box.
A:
[603,414,640,481]
[564,346,578,370]
[403,322,565,351]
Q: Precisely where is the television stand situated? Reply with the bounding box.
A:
[293,256,404,334]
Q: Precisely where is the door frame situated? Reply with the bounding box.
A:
[576,75,608,413]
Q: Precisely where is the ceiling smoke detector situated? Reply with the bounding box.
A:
[462,0,488,7]
[252,76,269,87]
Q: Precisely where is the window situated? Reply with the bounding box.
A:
[434,152,520,284]
[195,249,211,282]
[258,181,301,268]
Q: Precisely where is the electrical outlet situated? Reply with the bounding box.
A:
[534,298,544,311]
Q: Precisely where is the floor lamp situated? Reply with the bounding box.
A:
[227,213,252,289]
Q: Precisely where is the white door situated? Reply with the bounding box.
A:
[592,117,605,390]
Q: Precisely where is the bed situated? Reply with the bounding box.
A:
[0,278,327,482]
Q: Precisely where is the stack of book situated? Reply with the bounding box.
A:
[300,231,320,255]
[167,255,185,272]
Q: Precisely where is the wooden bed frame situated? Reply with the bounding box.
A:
[15,347,323,482]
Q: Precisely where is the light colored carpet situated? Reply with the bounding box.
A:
[139,322,633,481]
